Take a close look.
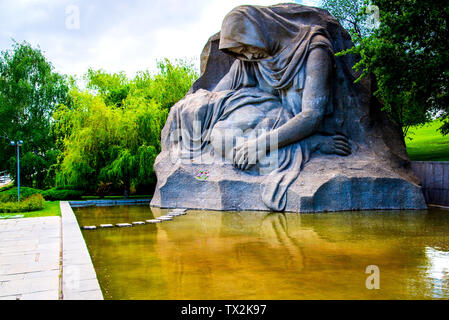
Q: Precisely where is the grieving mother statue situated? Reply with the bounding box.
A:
[152,4,427,212]
[213,5,351,171]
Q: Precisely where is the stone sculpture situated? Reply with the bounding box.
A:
[150,3,427,212]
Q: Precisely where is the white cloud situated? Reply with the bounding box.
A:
[300,0,320,7]
[0,0,305,78]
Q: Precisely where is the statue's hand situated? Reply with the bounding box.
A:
[319,134,351,156]
[233,139,265,171]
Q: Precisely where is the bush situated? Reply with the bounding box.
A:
[0,183,14,192]
[0,194,45,213]
[41,188,84,201]
[0,187,42,203]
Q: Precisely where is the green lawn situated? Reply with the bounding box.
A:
[0,189,152,220]
[0,200,60,219]
[406,120,449,161]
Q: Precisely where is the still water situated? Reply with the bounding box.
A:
[73,205,449,299]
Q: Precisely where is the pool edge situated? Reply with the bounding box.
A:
[60,201,104,300]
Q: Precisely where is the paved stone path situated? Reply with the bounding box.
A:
[61,201,103,300]
[0,217,61,300]
[0,203,104,300]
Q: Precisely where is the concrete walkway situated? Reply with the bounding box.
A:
[0,202,103,300]
[60,201,103,300]
[0,216,61,300]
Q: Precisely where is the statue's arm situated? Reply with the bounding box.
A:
[233,47,332,169]
[265,46,331,150]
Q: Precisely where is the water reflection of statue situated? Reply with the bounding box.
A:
[152,210,438,299]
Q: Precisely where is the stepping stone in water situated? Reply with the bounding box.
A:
[158,216,173,221]
[170,210,187,215]
[99,224,114,228]
[167,212,182,216]
[116,223,132,227]
[146,219,161,223]
[82,226,97,230]
[132,221,145,225]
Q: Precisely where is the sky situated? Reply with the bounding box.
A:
[0,0,320,78]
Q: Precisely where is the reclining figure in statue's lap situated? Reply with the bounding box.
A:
[163,5,351,211]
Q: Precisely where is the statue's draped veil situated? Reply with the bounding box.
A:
[163,4,364,211]
[219,5,335,91]
[217,3,363,128]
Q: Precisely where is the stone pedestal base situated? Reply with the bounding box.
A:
[150,152,427,213]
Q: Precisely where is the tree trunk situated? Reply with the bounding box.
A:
[123,179,130,199]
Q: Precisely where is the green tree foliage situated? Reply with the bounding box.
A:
[320,0,372,40]
[337,0,449,139]
[53,59,197,196]
[85,69,130,107]
[0,41,69,187]
[140,58,198,109]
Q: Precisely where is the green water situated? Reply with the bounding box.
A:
[73,205,449,300]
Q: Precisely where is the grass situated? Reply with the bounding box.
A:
[0,189,152,220]
[0,200,60,219]
[0,182,13,192]
[405,120,449,161]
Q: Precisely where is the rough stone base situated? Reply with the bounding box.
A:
[150,152,427,213]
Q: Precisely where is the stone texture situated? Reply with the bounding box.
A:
[152,152,426,212]
[0,216,61,300]
[60,201,103,300]
[151,3,427,213]
[189,32,235,94]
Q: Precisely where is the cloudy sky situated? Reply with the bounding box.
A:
[0,0,320,77]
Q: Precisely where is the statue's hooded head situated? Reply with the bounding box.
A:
[215,3,370,150]
[218,5,300,61]
[218,4,337,90]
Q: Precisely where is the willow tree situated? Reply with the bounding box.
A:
[53,59,197,196]
[53,88,166,196]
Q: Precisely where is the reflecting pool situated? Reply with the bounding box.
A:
[73,205,449,299]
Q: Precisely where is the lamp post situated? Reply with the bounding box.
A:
[10,140,23,203]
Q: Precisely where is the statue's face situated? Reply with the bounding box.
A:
[228,45,269,60]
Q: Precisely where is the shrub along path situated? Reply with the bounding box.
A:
[0,201,60,219]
